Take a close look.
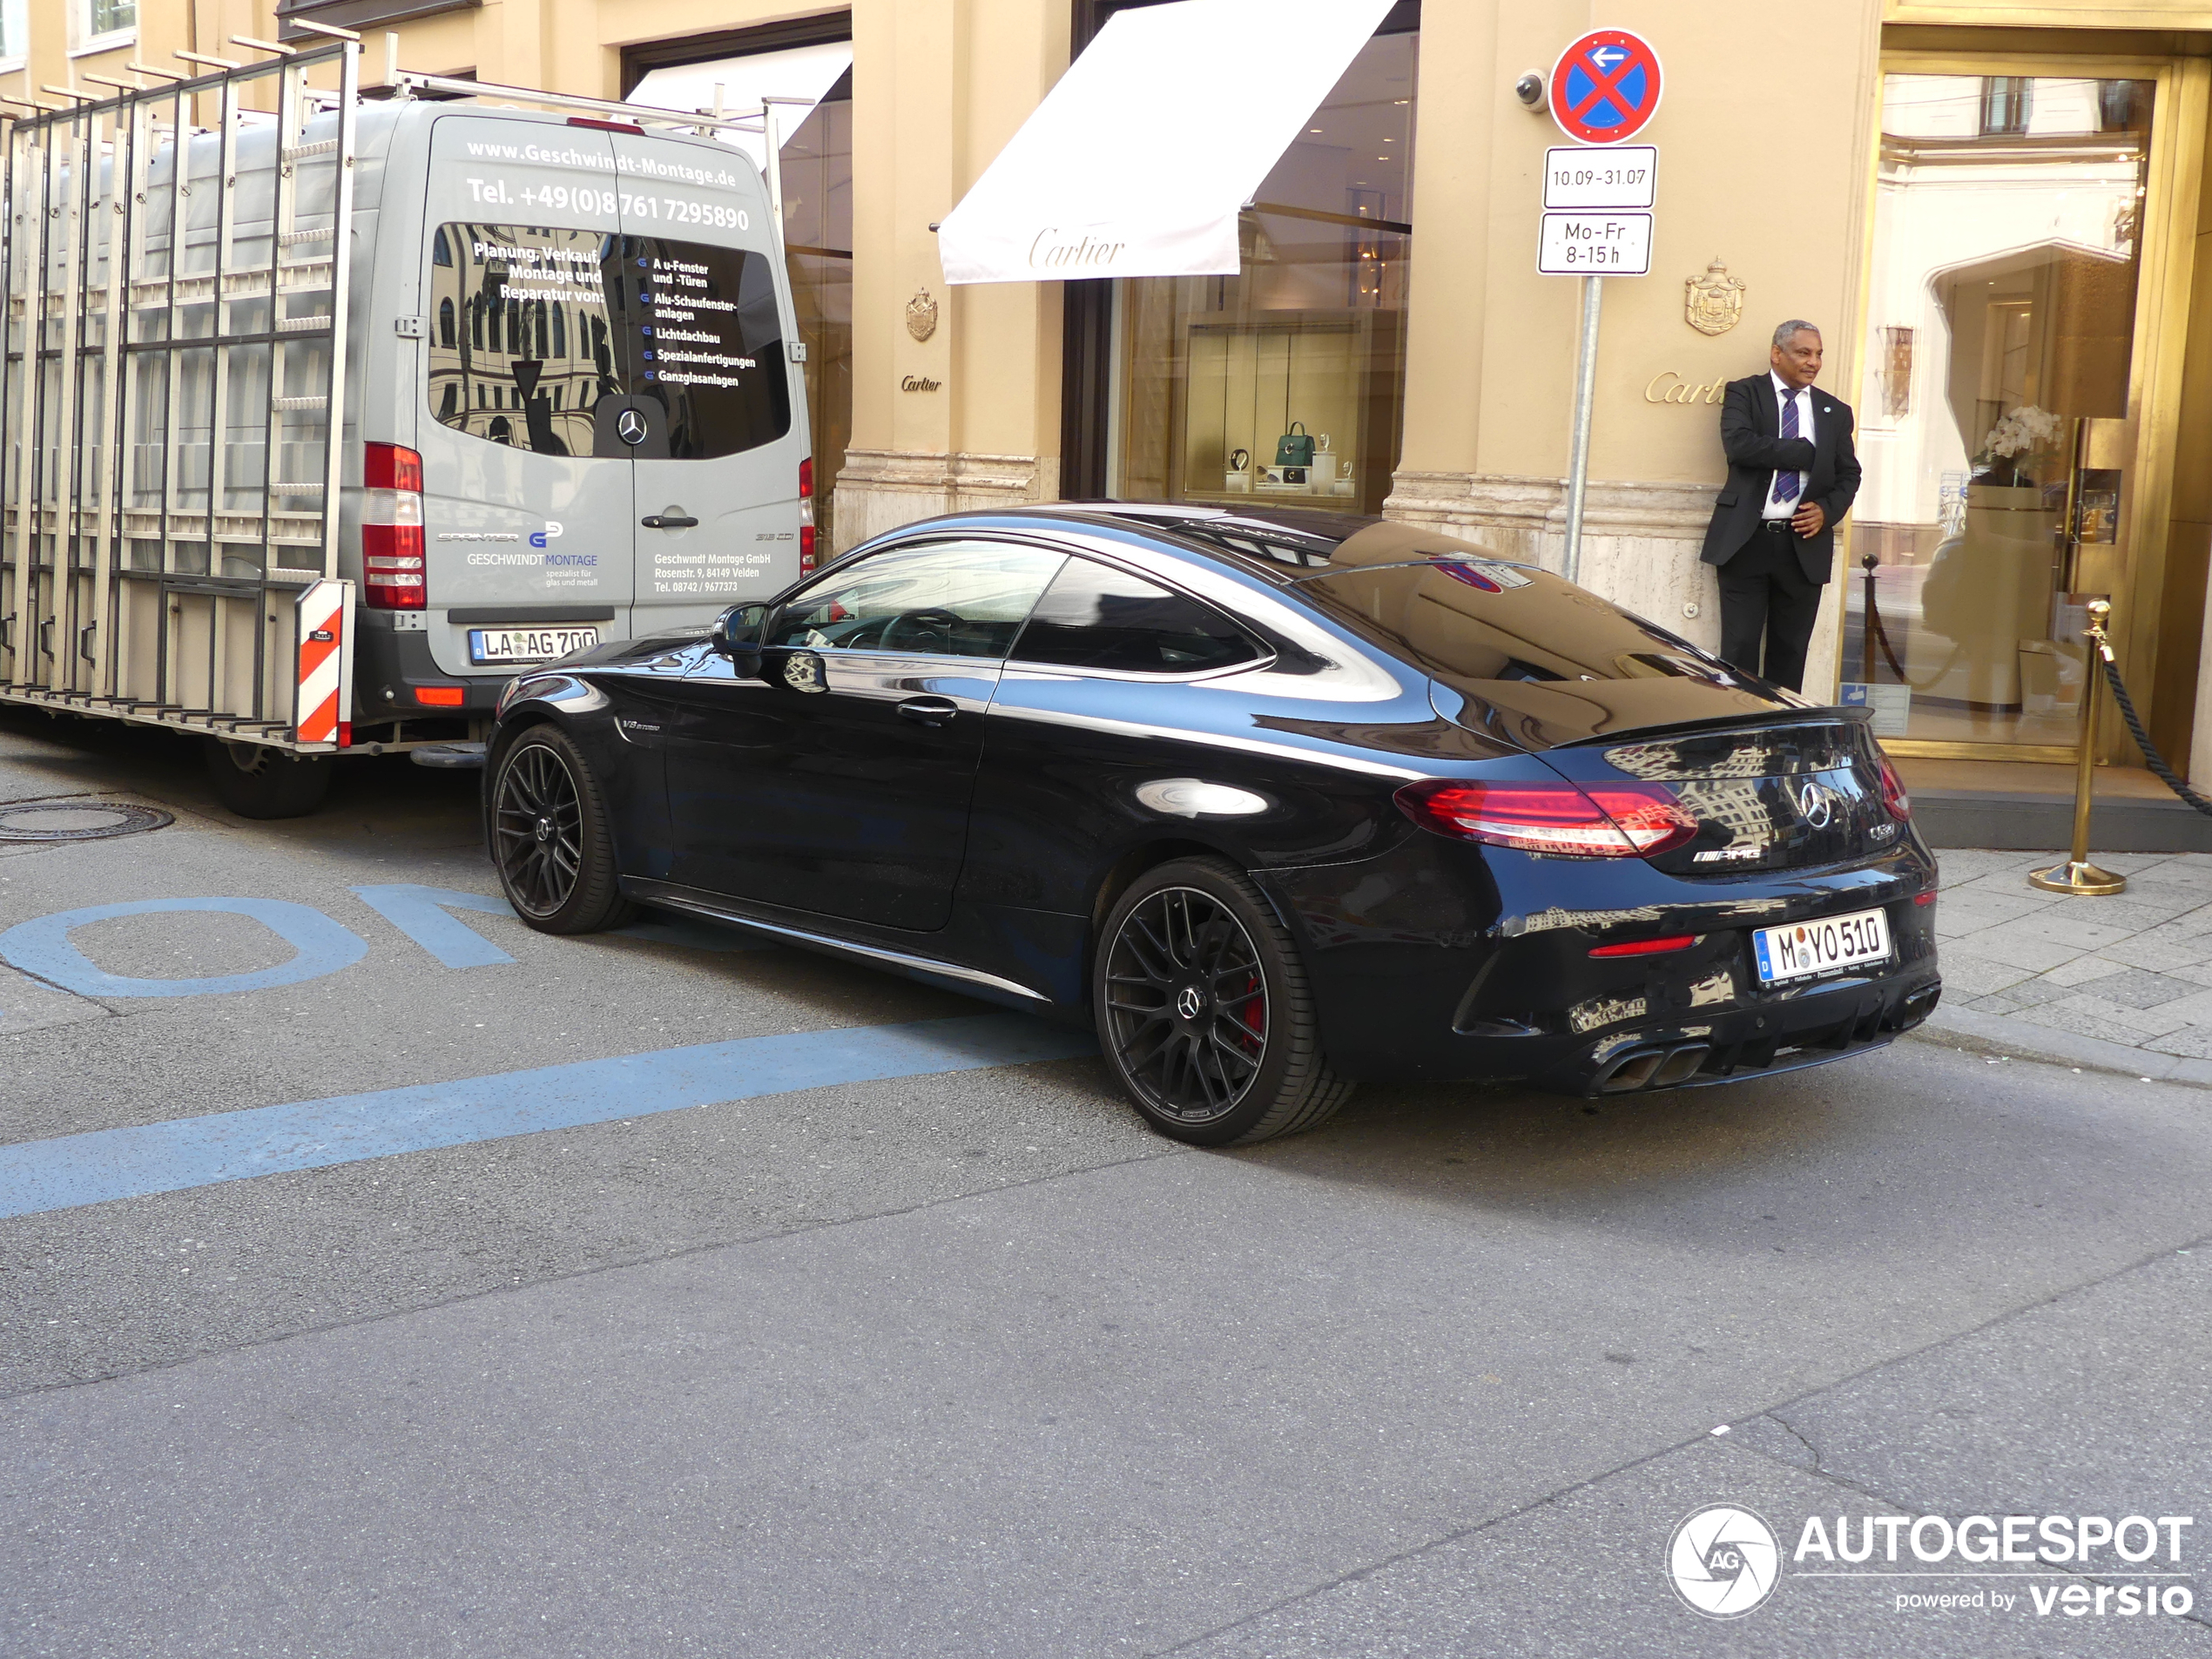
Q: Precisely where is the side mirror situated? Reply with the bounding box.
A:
[712,603,769,675]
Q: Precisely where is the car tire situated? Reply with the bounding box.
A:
[202,739,334,819]
[1093,856,1355,1146]
[489,723,636,934]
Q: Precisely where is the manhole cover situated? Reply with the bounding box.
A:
[0,799,174,842]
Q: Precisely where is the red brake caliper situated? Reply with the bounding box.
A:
[1238,974,1264,1046]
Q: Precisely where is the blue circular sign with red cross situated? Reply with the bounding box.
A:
[1549,30,1663,145]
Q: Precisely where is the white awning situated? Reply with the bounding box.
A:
[628,41,853,165]
[937,0,1393,285]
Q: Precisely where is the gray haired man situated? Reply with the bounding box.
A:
[1697,320,1863,691]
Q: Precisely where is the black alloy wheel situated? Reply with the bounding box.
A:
[1095,857,1354,1146]
[490,724,634,934]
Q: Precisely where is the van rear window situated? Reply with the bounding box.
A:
[623,237,792,460]
[427,224,790,461]
[429,225,617,456]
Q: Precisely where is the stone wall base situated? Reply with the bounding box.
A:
[1383,470,1846,701]
[832,450,1059,553]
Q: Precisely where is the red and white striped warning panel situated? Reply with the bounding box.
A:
[293,580,354,748]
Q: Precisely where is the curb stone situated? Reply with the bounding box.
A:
[1912,1003,2212,1088]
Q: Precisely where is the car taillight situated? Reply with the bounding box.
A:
[799,456,816,575]
[1878,753,1912,820]
[362,442,425,610]
[1396,779,1697,859]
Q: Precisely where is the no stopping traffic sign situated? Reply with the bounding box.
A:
[1549,30,1663,145]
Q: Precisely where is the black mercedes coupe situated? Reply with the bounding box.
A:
[483,505,1940,1145]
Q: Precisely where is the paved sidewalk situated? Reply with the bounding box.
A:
[1924,846,2212,1083]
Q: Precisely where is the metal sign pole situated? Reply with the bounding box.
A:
[1542,27,1662,590]
[1561,273,1603,585]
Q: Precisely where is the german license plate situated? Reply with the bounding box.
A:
[1753,907,1892,984]
[468,627,598,665]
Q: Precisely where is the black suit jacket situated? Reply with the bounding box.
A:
[1699,374,1862,584]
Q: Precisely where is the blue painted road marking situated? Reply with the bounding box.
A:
[350,883,519,968]
[0,898,368,998]
[0,887,773,1007]
[0,1013,1098,1220]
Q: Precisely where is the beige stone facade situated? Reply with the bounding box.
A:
[17,0,2212,763]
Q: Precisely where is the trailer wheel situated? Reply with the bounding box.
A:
[202,739,335,819]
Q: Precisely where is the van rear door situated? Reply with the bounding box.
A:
[416,118,632,680]
[608,131,809,634]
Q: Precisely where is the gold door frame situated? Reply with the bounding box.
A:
[1848,43,2209,764]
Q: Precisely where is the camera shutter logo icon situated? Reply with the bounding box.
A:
[1668,1504,1781,1618]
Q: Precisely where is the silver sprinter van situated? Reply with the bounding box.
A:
[0,36,811,816]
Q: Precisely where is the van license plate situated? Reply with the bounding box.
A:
[1753,907,1892,985]
[468,627,598,665]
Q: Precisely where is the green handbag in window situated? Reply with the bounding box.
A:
[1272,421,1316,469]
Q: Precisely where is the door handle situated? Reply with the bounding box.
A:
[641,514,699,529]
[896,696,959,727]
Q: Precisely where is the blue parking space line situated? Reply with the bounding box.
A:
[0,1014,1097,1221]
[0,898,368,997]
[348,884,518,968]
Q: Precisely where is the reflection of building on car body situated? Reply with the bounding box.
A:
[484,504,1941,1146]
[0,43,811,819]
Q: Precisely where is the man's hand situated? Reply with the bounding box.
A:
[1791,500,1826,537]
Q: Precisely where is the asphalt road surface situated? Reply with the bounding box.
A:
[1,707,2208,1658]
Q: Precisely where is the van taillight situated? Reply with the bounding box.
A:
[799,456,816,574]
[362,442,425,611]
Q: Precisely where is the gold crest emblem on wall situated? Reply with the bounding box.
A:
[906,288,939,342]
[1683,258,1745,337]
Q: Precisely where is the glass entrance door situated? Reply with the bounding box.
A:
[1843,71,2155,752]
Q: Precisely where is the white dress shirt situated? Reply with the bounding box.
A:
[1761,370,1816,521]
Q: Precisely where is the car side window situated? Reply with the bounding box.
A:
[1010,556,1261,674]
[765,541,1066,659]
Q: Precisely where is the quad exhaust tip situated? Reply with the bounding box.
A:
[1597,1042,1710,1095]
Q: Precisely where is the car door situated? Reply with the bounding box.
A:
[662,538,1065,931]
[417,119,636,676]
[961,552,1277,918]
[608,131,811,636]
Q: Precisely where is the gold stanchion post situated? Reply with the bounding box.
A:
[2030,598,2126,896]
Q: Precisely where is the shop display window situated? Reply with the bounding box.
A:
[1107,29,1415,516]
[1844,73,2153,750]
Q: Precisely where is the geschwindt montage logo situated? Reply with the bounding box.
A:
[1668,1502,2197,1622]
[1669,1505,1781,1617]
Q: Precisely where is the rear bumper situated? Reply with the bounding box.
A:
[1533,970,1940,1096]
[355,618,506,715]
[1254,831,1942,1090]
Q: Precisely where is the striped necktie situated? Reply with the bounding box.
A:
[1771,392,1803,506]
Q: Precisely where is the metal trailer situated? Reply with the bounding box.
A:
[0,35,807,817]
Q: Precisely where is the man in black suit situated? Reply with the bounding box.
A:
[1699,320,1862,691]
